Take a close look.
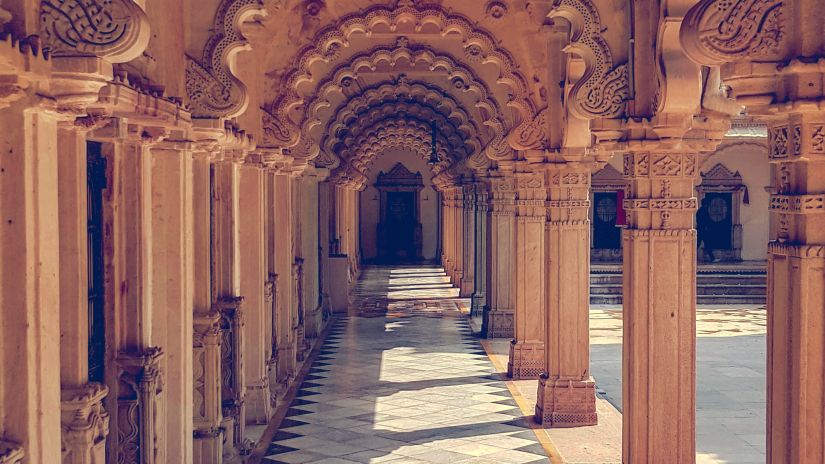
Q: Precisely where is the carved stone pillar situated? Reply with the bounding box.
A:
[216,296,247,456]
[460,182,476,297]
[536,165,597,427]
[273,171,296,391]
[622,140,700,463]
[238,161,271,425]
[507,170,546,379]
[0,97,63,464]
[191,142,223,461]
[265,273,279,409]
[762,113,825,463]
[484,173,516,338]
[192,311,223,464]
[453,187,465,286]
[442,189,454,275]
[60,383,109,464]
[116,348,164,464]
[294,258,309,362]
[682,1,825,460]
[472,180,489,317]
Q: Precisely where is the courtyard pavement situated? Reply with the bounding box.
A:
[255,266,767,464]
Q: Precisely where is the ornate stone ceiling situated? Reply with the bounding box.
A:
[186,0,633,184]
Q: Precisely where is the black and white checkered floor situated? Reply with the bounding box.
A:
[261,266,551,464]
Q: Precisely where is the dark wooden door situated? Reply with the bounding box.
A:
[382,191,416,260]
[699,192,733,250]
[593,192,621,250]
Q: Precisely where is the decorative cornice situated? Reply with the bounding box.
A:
[40,0,150,63]
[681,0,785,66]
[186,0,267,118]
[548,0,629,119]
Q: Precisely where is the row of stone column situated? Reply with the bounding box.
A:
[0,86,326,463]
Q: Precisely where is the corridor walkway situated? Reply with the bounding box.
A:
[258,266,552,464]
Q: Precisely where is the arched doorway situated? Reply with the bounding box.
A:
[375,163,425,262]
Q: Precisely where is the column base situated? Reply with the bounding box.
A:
[305,307,324,339]
[471,293,486,317]
[245,378,272,424]
[484,309,514,339]
[535,376,597,427]
[460,279,474,298]
[193,428,224,464]
[276,344,296,387]
[507,340,544,379]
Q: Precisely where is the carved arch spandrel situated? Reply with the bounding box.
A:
[40,0,150,62]
[548,0,629,120]
[186,0,268,118]
[261,1,536,149]
[680,0,786,66]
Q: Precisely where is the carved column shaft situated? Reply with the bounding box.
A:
[150,141,195,464]
[472,181,489,316]
[484,174,516,338]
[442,190,454,275]
[211,156,247,456]
[766,113,825,464]
[622,146,699,464]
[460,182,476,297]
[273,172,296,388]
[508,171,546,379]
[536,165,597,427]
[452,187,465,286]
[0,100,63,463]
[238,163,272,425]
[101,127,167,464]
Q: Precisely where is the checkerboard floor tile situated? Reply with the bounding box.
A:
[261,266,549,464]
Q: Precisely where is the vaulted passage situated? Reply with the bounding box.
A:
[0,1,820,463]
[257,266,552,464]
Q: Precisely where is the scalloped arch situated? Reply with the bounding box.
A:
[299,44,503,144]
[262,1,535,149]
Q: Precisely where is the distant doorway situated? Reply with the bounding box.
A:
[376,163,424,262]
[593,192,621,250]
[697,164,745,262]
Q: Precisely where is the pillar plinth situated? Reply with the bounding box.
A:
[536,377,596,427]
[193,311,223,463]
[535,165,597,427]
[60,383,110,464]
[116,348,165,464]
[507,171,546,379]
[484,174,516,339]
[216,296,247,454]
[622,145,700,464]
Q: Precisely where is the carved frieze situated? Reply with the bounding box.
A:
[40,0,150,62]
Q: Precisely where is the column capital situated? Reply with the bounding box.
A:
[60,383,110,450]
